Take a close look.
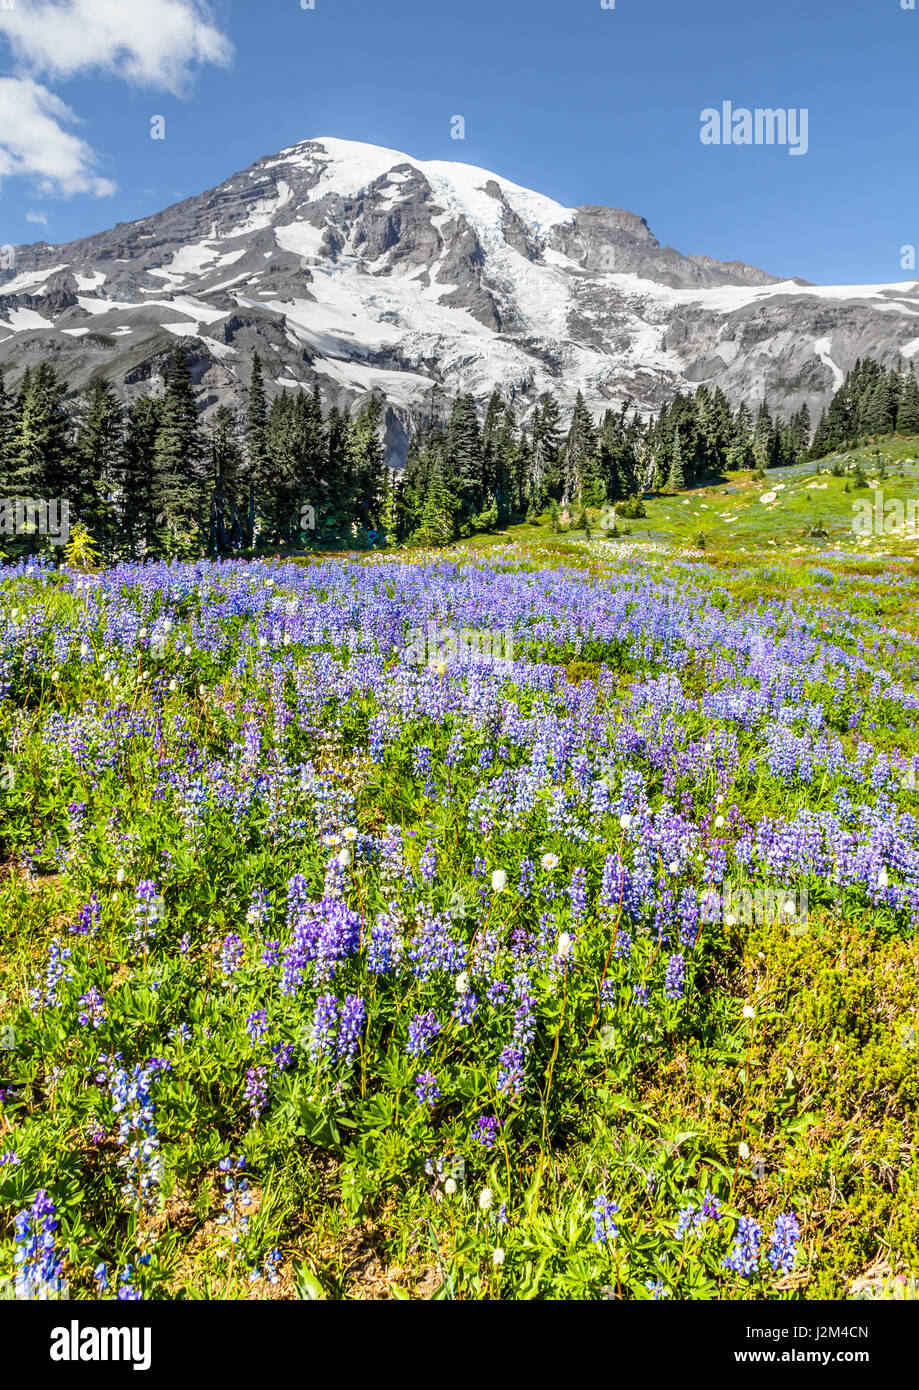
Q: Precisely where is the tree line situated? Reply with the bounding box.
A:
[0,346,917,557]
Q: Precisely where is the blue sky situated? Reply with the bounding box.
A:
[0,0,916,284]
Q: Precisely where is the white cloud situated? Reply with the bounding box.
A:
[0,1,232,200]
[0,0,233,94]
[26,210,49,228]
[0,77,117,196]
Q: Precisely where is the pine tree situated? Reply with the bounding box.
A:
[244,354,269,548]
[349,396,387,541]
[752,401,773,470]
[121,394,163,559]
[563,391,597,507]
[416,451,456,546]
[896,369,919,434]
[667,430,685,492]
[0,368,14,497]
[323,406,357,545]
[530,394,561,504]
[10,361,71,503]
[71,379,123,556]
[152,346,204,547]
[447,394,485,524]
[208,405,244,554]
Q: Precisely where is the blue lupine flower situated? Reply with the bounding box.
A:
[664,953,686,1000]
[591,1195,619,1245]
[471,1115,502,1149]
[766,1212,801,1274]
[337,995,366,1060]
[407,1010,441,1057]
[415,1070,440,1107]
[14,1190,65,1300]
[723,1216,762,1277]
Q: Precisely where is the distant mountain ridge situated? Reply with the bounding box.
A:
[2,135,918,462]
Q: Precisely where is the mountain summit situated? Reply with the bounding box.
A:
[2,135,917,459]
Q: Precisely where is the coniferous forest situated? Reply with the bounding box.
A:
[1,343,918,559]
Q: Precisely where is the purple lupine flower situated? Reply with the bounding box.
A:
[568,867,587,925]
[107,1062,163,1215]
[415,1070,440,1107]
[217,1156,251,1243]
[70,893,101,937]
[337,995,366,1061]
[471,1115,502,1149]
[512,993,536,1049]
[246,1009,268,1044]
[701,1191,723,1222]
[218,933,245,977]
[77,985,106,1030]
[664,953,686,1001]
[281,890,361,993]
[496,1046,525,1098]
[244,1065,269,1121]
[29,938,72,1011]
[246,885,271,928]
[419,840,437,884]
[368,907,404,975]
[271,1042,294,1073]
[517,858,535,898]
[452,990,478,1026]
[766,1212,801,1274]
[591,1195,619,1245]
[309,994,339,1060]
[723,1217,762,1277]
[407,1010,441,1057]
[132,881,163,950]
[676,1190,723,1239]
[14,1190,65,1299]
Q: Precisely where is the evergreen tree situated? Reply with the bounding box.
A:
[530,394,561,504]
[416,451,456,546]
[0,368,14,497]
[121,394,164,559]
[562,391,597,507]
[10,361,71,502]
[349,396,387,540]
[667,430,685,492]
[896,368,919,434]
[71,379,123,555]
[244,354,270,547]
[208,405,245,554]
[752,401,773,470]
[152,346,204,547]
[447,394,485,524]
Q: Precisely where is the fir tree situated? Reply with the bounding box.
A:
[896,369,919,434]
[10,361,71,503]
[0,368,14,496]
[208,405,244,554]
[416,451,456,546]
[667,430,685,492]
[71,379,123,556]
[152,346,204,546]
[562,391,597,507]
[244,354,270,547]
[121,394,164,559]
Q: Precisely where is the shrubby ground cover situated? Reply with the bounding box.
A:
[0,539,917,1300]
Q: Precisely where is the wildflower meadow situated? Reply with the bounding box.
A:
[0,536,916,1314]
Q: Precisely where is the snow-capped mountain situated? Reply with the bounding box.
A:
[2,135,918,460]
